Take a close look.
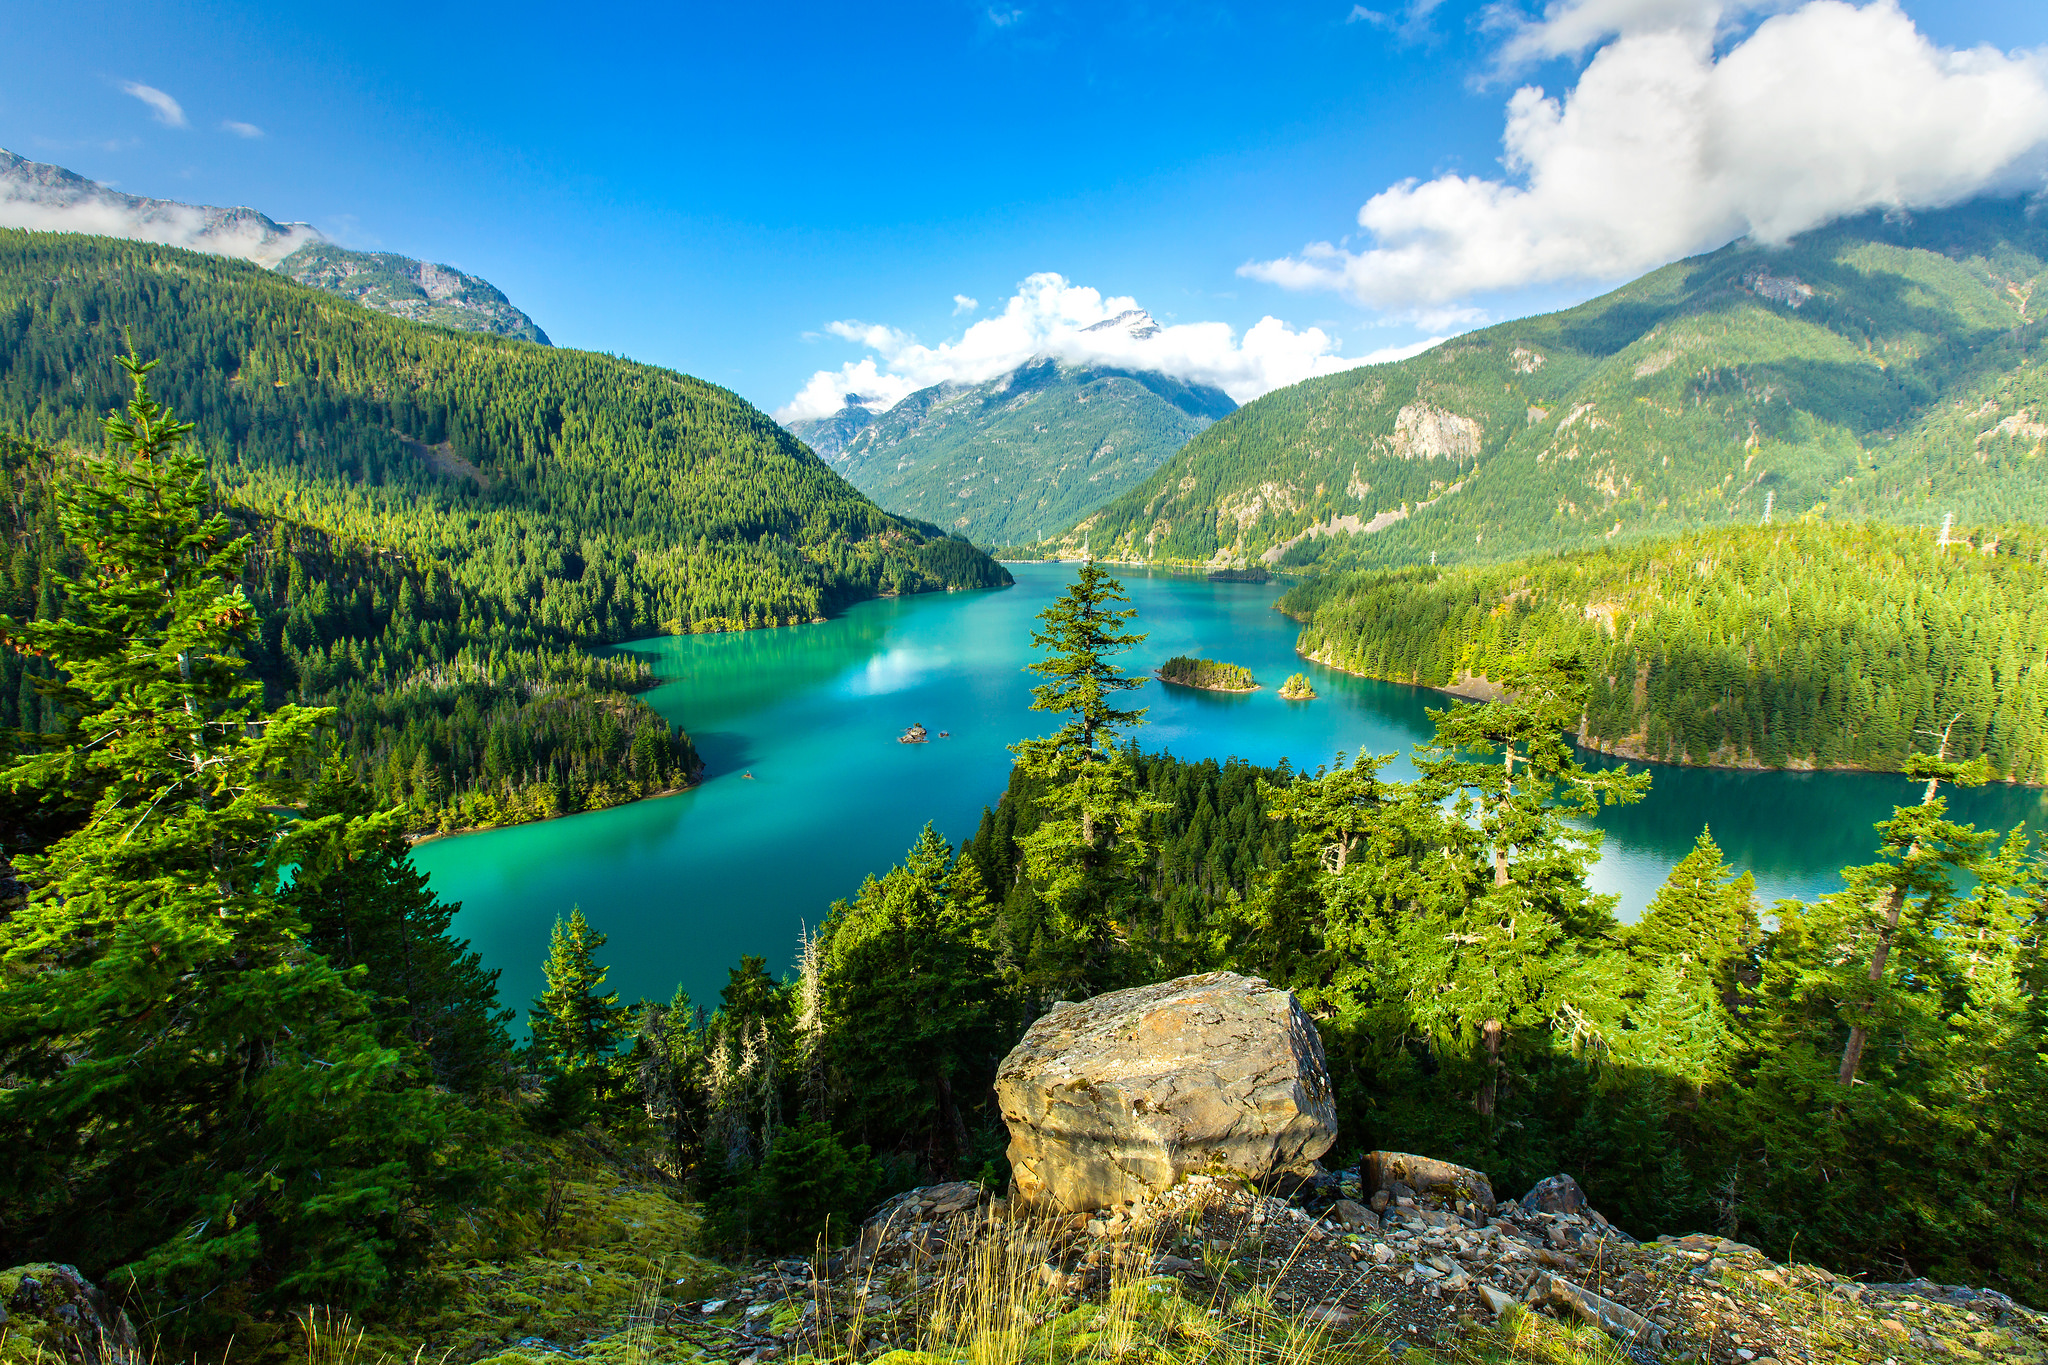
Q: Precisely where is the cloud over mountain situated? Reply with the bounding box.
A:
[777,273,1432,421]
[1245,0,2048,309]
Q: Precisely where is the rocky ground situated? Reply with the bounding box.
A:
[7,1164,2044,1365]
[651,1172,2048,1365]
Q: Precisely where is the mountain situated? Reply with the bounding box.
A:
[0,148,549,343]
[786,329,1236,546]
[1044,198,2048,569]
[0,228,1007,830]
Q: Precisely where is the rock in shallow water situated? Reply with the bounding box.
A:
[995,971,1337,1211]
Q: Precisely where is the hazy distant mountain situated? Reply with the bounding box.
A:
[786,318,1235,545]
[0,148,547,344]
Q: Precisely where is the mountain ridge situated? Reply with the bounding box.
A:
[1039,197,2048,570]
[0,148,549,343]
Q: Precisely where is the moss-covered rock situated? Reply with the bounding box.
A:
[0,1264,141,1365]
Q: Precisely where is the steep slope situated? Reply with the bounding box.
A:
[274,242,549,343]
[0,148,549,342]
[1048,198,2048,568]
[788,348,1235,545]
[0,229,1007,830]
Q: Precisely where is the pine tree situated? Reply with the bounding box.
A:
[0,356,491,1327]
[1630,826,1759,1011]
[288,765,515,1092]
[530,906,630,1073]
[819,824,1005,1170]
[1008,563,1165,997]
[1410,655,1649,1121]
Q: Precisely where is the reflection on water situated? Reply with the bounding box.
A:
[416,564,2047,1023]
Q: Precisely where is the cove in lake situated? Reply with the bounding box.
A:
[418,563,2048,1020]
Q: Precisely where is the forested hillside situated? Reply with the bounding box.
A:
[1280,521,2048,782]
[0,230,1008,829]
[787,357,1234,545]
[1046,198,2048,568]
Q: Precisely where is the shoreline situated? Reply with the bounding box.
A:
[1155,668,1261,695]
[407,781,697,846]
[1296,643,2038,786]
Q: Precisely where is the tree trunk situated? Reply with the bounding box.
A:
[937,1071,971,1174]
[1494,746,1515,886]
[1837,767,1940,1087]
[1837,882,1907,1086]
[1477,1018,1504,1116]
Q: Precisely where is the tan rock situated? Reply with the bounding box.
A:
[995,972,1337,1211]
[1362,1152,1497,1211]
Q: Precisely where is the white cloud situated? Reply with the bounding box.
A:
[121,81,187,128]
[952,293,979,315]
[777,272,1428,422]
[221,120,265,139]
[0,151,323,268]
[1245,0,2048,309]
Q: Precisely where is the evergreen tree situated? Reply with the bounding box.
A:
[635,985,707,1180]
[818,824,1006,1171]
[289,766,515,1092]
[530,906,630,1073]
[1629,826,1759,1012]
[0,356,492,1327]
[1008,562,1165,997]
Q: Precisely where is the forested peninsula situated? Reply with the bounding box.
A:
[1279,521,2048,783]
[0,231,1008,830]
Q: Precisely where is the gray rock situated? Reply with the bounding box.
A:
[1477,1283,1516,1316]
[1534,1274,1666,1351]
[995,972,1337,1211]
[1522,1173,1589,1215]
[1363,1153,1496,1212]
[1329,1198,1379,1232]
[0,1265,141,1365]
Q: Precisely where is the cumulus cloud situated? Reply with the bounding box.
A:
[121,81,187,128]
[221,120,265,138]
[953,293,979,315]
[1245,0,2048,309]
[777,272,1432,422]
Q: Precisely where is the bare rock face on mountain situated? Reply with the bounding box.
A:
[995,971,1337,1211]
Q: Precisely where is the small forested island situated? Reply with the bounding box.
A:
[1156,654,1258,691]
[1278,672,1316,699]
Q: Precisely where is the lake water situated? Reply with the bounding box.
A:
[417,563,2048,1019]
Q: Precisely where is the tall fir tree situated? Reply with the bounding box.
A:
[288,765,515,1092]
[1008,561,1164,998]
[819,823,1006,1171]
[0,356,493,1329]
[529,906,630,1073]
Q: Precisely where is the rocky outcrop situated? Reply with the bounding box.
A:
[1361,1152,1496,1213]
[0,1264,142,1365]
[1520,1172,1588,1215]
[995,972,1336,1211]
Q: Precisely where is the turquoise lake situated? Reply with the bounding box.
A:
[415,563,2048,1018]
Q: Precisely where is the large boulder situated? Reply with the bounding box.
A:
[1522,1172,1589,1215]
[995,971,1337,1211]
[1362,1152,1497,1212]
[0,1264,142,1365]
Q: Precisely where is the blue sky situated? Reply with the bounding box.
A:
[5,0,2046,419]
